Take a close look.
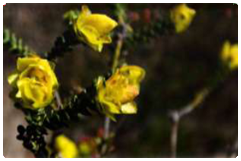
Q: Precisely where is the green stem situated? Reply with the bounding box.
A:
[112,36,124,71]
[168,89,209,157]
[3,28,33,57]
[103,11,126,145]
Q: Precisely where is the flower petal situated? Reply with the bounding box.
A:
[8,73,19,86]
[121,102,137,114]
[83,14,117,35]
[170,4,196,33]
[9,56,58,109]
[74,5,118,52]
[221,41,231,61]
[230,44,238,69]
[120,65,146,83]
[55,135,78,158]
[17,56,40,72]
[79,25,103,52]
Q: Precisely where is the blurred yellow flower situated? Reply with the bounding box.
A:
[73,5,118,52]
[55,135,78,158]
[170,4,196,33]
[96,65,145,120]
[8,56,58,109]
[79,142,92,156]
[221,41,238,69]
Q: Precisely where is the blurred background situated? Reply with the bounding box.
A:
[3,3,238,158]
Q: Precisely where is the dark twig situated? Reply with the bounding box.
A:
[104,117,111,139]
[103,5,129,142]
[44,28,79,61]
[3,28,33,57]
[168,89,209,158]
[55,91,63,109]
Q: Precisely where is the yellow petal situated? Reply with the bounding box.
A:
[81,5,91,17]
[230,44,238,69]
[31,85,47,108]
[17,56,40,72]
[119,65,146,83]
[74,5,118,52]
[99,35,112,43]
[8,73,19,86]
[221,41,231,61]
[19,61,58,90]
[16,90,22,98]
[221,41,238,69]
[120,85,140,103]
[80,25,102,48]
[20,79,35,102]
[170,4,196,33]
[17,78,51,109]
[76,5,92,23]
[121,102,137,114]
[231,44,238,56]
[16,78,33,106]
[55,135,78,158]
[10,56,58,109]
[107,103,121,114]
[82,14,117,35]
[79,142,91,155]
[96,66,145,116]
[99,92,121,114]
[97,82,121,114]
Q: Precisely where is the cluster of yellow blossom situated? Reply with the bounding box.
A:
[96,65,145,120]
[170,4,196,33]
[7,4,238,159]
[8,6,145,120]
[73,5,118,52]
[221,41,238,69]
[8,56,58,109]
[55,135,78,158]
[78,136,100,157]
[55,133,102,158]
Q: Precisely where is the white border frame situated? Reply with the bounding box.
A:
[1,1,239,159]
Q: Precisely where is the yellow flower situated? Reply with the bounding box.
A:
[55,135,78,158]
[96,65,145,120]
[221,41,238,69]
[79,142,92,156]
[73,5,118,52]
[8,55,58,109]
[78,138,99,157]
[170,4,196,33]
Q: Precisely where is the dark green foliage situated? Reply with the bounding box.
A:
[63,9,80,25]
[44,86,100,130]
[6,5,177,157]
[15,83,100,157]
[17,125,48,158]
[4,4,238,158]
[45,28,80,61]
[3,28,32,57]
[125,17,175,48]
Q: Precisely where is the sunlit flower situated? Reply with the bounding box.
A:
[78,137,96,157]
[55,135,78,158]
[8,55,58,109]
[221,41,238,69]
[170,4,196,33]
[78,129,104,158]
[79,141,92,156]
[96,65,145,120]
[73,5,118,52]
